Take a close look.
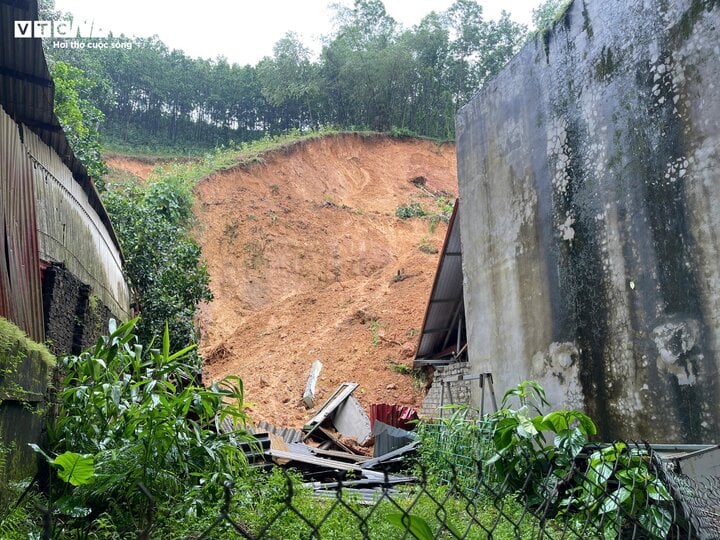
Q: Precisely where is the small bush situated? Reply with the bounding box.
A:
[396,202,426,220]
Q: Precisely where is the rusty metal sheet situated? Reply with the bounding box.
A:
[0,105,44,341]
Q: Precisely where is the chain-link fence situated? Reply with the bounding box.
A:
[23,431,718,539]
[188,441,713,539]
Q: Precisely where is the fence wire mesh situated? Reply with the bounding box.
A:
[188,440,712,539]
[26,424,718,539]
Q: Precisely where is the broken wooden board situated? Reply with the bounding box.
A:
[308,447,371,463]
[303,359,323,409]
[316,426,361,455]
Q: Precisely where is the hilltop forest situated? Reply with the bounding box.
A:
[41,0,566,154]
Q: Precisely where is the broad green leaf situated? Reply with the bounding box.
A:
[638,506,672,539]
[162,322,170,361]
[387,513,434,540]
[647,479,671,501]
[53,452,94,486]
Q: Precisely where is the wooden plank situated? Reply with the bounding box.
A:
[303,359,323,408]
[316,426,357,455]
[308,447,371,463]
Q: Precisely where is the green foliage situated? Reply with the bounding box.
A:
[532,0,573,32]
[50,61,109,189]
[103,173,211,349]
[418,237,438,254]
[0,479,44,539]
[370,319,382,346]
[45,319,254,535]
[53,452,95,486]
[416,381,674,539]
[396,202,426,220]
[0,316,55,369]
[387,513,433,539]
[45,1,527,148]
[566,443,673,539]
[387,359,412,374]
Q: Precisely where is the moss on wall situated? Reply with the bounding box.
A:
[0,317,54,485]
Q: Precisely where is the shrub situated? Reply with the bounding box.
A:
[103,179,212,350]
[44,319,254,534]
[396,202,426,220]
[416,381,673,539]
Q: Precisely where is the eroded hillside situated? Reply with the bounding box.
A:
[112,134,457,428]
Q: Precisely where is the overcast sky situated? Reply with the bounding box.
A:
[52,0,544,66]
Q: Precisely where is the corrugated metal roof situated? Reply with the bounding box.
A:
[0,1,123,259]
[414,201,465,365]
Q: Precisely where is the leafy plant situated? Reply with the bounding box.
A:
[370,319,382,346]
[418,237,438,254]
[565,443,673,539]
[416,381,676,538]
[50,61,108,189]
[387,359,412,374]
[45,319,255,535]
[396,202,426,220]
[103,177,212,350]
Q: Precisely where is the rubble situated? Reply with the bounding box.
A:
[255,382,421,498]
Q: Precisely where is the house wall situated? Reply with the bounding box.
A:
[420,362,472,418]
[456,0,720,442]
[0,106,44,342]
[25,128,130,322]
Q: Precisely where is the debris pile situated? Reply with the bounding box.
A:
[255,382,421,500]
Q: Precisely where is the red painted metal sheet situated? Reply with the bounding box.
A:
[370,403,418,431]
[0,105,44,341]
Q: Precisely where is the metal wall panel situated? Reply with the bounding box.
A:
[24,128,131,320]
[0,105,44,341]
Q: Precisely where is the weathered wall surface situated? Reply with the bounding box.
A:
[25,128,131,322]
[456,0,720,442]
[420,362,472,418]
[42,263,112,356]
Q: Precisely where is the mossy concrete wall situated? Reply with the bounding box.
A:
[456,0,719,442]
[0,317,54,484]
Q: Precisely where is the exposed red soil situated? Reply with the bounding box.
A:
[113,134,457,429]
[105,156,158,181]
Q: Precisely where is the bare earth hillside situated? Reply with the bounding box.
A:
[112,134,457,428]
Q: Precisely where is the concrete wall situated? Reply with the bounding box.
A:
[456,0,720,443]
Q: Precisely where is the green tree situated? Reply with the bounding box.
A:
[257,33,320,131]
[102,176,212,350]
[50,61,108,189]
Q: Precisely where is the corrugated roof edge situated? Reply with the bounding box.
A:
[0,0,124,261]
[413,199,460,365]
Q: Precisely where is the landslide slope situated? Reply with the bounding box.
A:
[112,133,458,428]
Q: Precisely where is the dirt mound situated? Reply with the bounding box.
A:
[113,134,457,428]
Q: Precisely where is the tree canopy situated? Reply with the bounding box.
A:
[45,0,529,149]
